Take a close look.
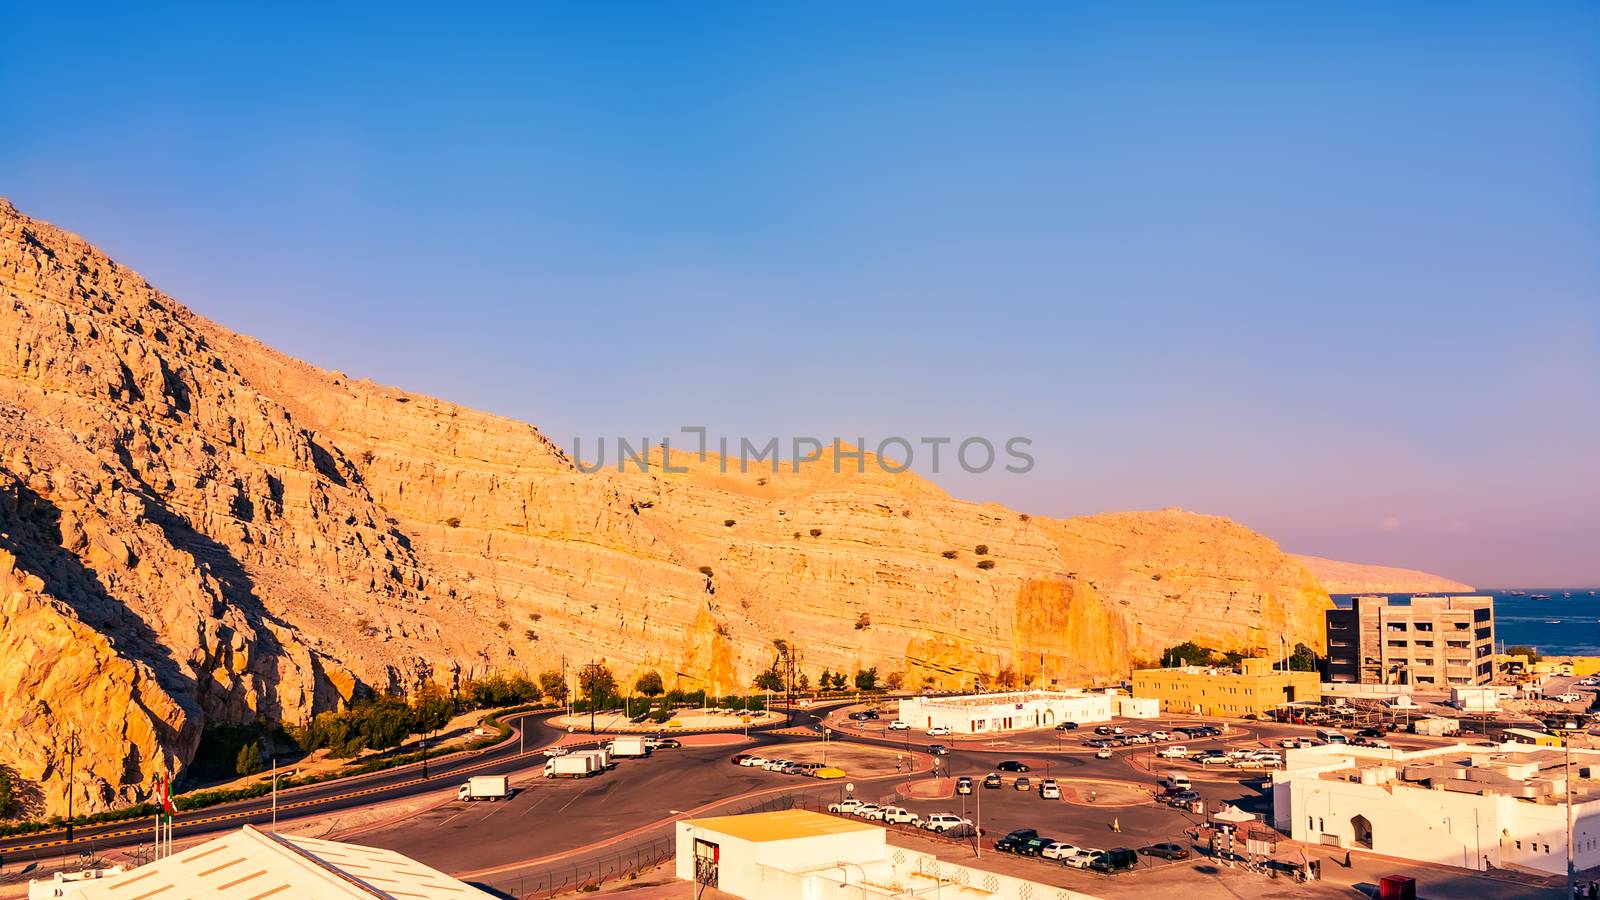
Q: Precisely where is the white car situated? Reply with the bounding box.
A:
[1150,731,1170,741]
[922,814,971,833]
[853,804,885,820]
[927,725,951,736]
[1550,693,1583,703]
[546,745,570,756]
[1039,779,1061,800]
[740,756,767,767]
[1041,841,1078,861]
[888,721,911,731]
[828,798,864,814]
[880,806,918,825]
[1156,746,1188,759]
[1063,848,1104,869]
[1095,749,1112,759]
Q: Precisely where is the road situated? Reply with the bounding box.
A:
[0,709,567,862]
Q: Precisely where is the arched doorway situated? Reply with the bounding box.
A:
[1351,815,1373,849]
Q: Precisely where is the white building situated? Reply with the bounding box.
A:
[1272,741,1600,876]
[1451,685,1500,712]
[676,810,1101,900]
[33,825,494,899]
[897,689,1123,734]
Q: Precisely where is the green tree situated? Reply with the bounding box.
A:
[0,767,14,817]
[411,681,455,733]
[1288,643,1317,672]
[753,667,784,692]
[634,670,665,698]
[1506,645,1541,663]
[539,670,569,703]
[830,671,848,691]
[798,673,811,691]
[578,662,617,709]
[1161,641,1220,667]
[818,668,833,692]
[234,741,263,776]
[854,667,879,691]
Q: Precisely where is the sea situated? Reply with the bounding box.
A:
[1330,589,1600,657]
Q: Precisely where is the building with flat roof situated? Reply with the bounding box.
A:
[1272,740,1600,876]
[1325,595,1495,687]
[31,824,494,899]
[676,810,1099,900]
[896,689,1128,735]
[1132,657,1319,718]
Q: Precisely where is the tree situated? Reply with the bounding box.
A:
[798,673,811,691]
[234,741,263,777]
[753,667,784,692]
[1161,641,1219,667]
[884,671,904,690]
[1288,643,1317,672]
[1506,645,1541,663]
[854,667,879,691]
[539,670,569,703]
[411,681,455,733]
[830,671,848,691]
[578,662,617,708]
[0,768,14,817]
[818,668,833,692]
[634,670,665,698]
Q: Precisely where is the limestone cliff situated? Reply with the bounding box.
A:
[0,198,1334,816]
[1293,554,1473,595]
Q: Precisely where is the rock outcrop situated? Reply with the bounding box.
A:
[0,198,1334,816]
[1293,554,1473,595]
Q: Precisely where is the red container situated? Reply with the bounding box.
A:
[1379,875,1416,900]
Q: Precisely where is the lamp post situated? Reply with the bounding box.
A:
[64,724,79,842]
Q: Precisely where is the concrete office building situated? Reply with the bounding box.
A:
[1132,657,1319,718]
[1325,595,1495,688]
[897,688,1134,735]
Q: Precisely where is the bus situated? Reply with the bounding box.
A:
[1315,727,1348,744]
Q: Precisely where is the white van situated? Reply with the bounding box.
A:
[1165,773,1191,791]
[1156,745,1188,759]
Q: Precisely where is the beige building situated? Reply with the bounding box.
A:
[1325,595,1495,688]
[1132,657,1319,718]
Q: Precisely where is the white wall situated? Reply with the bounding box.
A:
[901,691,1113,734]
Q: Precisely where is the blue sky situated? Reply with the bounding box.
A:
[3,3,1597,585]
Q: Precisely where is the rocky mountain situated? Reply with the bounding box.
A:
[0,198,1332,817]
[1292,554,1473,595]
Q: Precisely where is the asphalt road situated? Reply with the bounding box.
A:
[0,709,567,861]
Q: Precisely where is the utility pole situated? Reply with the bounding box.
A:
[64,724,78,842]
[588,657,598,735]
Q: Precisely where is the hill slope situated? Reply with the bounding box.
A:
[0,198,1331,816]
[1293,554,1473,595]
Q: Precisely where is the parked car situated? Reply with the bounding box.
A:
[996,760,1030,772]
[1039,779,1061,800]
[1165,790,1201,807]
[1040,841,1078,861]
[1095,748,1113,759]
[880,806,919,825]
[1156,745,1188,759]
[922,813,972,834]
[853,804,885,820]
[730,754,752,765]
[1055,721,1079,731]
[927,725,952,736]
[1013,776,1032,791]
[1094,725,1115,735]
[1063,848,1104,869]
[1089,847,1139,873]
[740,756,767,767]
[828,798,864,814]
[993,828,1039,854]
[888,720,911,730]
[1140,842,1190,860]
[1198,753,1231,766]
[1018,836,1057,857]
[983,773,1002,789]
[655,739,681,749]
[1149,730,1169,741]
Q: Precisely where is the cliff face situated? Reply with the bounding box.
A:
[1293,554,1473,595]
[0,198,1332,816]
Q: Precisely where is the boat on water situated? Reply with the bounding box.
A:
[1531,594,1552,600]
[1545,620,1562,624]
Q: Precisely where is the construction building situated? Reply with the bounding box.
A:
[1325,595,1495,687]
[1132,657,1319,718]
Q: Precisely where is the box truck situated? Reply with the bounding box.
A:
[608,736,651,758]
[576,748,613,769]
[457,775,511,801]
[545,755,598,778]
